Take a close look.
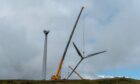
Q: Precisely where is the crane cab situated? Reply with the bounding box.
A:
[51,75,61,80]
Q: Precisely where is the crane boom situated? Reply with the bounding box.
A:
[51,7,84,80]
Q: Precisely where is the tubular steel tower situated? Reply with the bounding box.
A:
[43,30,49,80]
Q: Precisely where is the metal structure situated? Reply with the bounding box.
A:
[68,66,84,80]
[51,7,84,80]
[67,42,106,79]
[43,30,49,80]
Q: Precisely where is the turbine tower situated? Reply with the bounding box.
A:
[43,30,49,80]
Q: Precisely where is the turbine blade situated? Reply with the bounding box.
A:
[68,66,84,79]
[67,59,83,79]
[73,42,83,58]
[85,51,107,59]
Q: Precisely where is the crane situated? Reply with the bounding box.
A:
[51,7,84,80]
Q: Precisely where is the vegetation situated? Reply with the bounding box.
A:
[0,77,139,84]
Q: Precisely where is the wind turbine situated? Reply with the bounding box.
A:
[67,42,106,79]
[43,30,49,80]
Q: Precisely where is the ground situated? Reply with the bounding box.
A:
[0,78,139,84]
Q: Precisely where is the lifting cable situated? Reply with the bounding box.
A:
[82,13,86,57]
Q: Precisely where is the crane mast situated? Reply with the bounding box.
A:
[51,7,84,80]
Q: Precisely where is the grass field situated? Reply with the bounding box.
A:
[0,77,139,84]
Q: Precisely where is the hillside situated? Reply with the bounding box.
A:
[0,78,139,84]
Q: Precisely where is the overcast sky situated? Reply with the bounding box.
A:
[0,0,140,80]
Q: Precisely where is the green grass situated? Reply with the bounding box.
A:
[0,78,139,84]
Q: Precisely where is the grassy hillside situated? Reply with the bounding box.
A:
[0,78,139,84]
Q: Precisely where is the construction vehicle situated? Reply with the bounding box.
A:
[68,66,84,80]
[51,7,84,80]
[67,42,107,79]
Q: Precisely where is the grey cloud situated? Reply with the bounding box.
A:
[0,0,140,80]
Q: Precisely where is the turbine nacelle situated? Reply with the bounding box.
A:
[43,30,50,36]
